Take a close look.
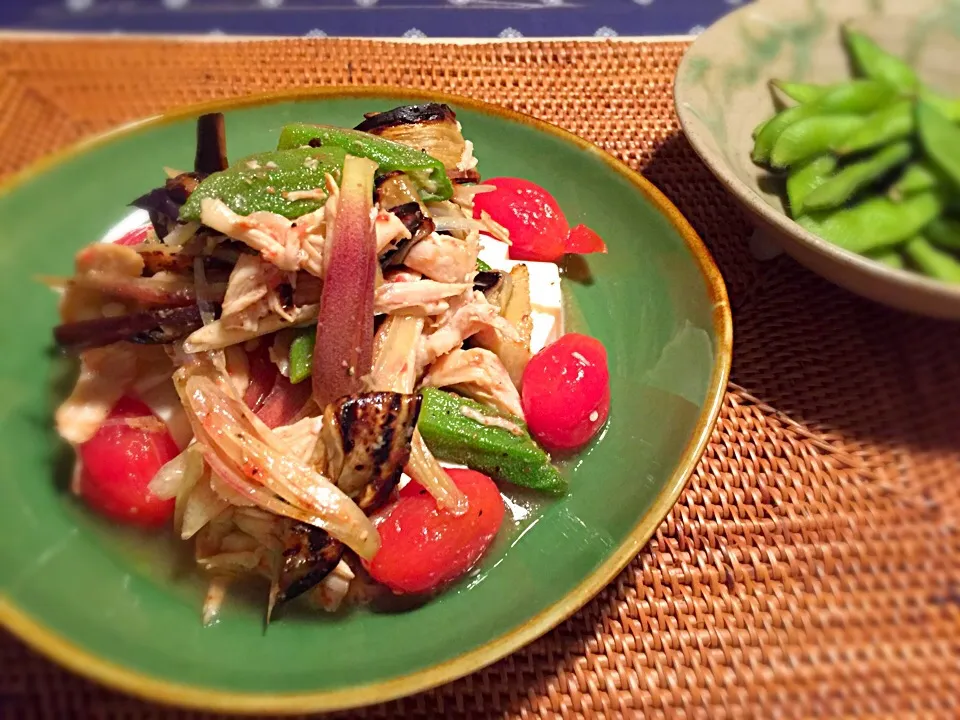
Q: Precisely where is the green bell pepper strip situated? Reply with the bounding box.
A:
[476,258,492,272]
[288,328,316,385]
[277,123,453,202]
[417,387,567,495]
[179,146,346,221]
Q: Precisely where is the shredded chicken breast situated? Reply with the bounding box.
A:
[422,348,524,418]
[373,280,472,316]
[403,230,479,283]
[418,291,522,370]
[200,198,326,277]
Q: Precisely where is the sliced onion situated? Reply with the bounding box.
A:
[202,576,230,627]
[181,373,380,560]
[164,221,200,248]
[148,444,203,500]
[193,256,217,327]
[183,304,319,353]
[407,428,467,515]
[433,216,485,234]
[181,473,229,540]
[369,314,424,394]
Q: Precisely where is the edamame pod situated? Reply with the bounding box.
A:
[752,116,772,140]
[919,88,960,123]
[770,114,864,168]
[916,101,960,188]
[890,161,940,197]
[904,236,960,283]
[843,26,919,93]
[796,191,942,254]
[802,141,912,212]
[786,155,837,217]
[771,80,830,104]
[752,81,896,164]
[836,100,913,155]
[868,250,906,269]
[924,217,960,250]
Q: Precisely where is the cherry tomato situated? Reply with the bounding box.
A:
[521,333,610,451]
[366,469,505,594]
[78,396,180,527]
[472,177,570,262]
[113,224,150,247]
[564,224,608,255]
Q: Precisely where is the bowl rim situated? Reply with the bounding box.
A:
[673,0,960,304]
[0,85,733,715]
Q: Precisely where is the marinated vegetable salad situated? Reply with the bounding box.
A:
[48,104,610,623]
[752,28,960,282]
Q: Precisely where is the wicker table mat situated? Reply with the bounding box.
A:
[0,39,958,719]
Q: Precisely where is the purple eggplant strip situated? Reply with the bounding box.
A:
[53,305,208,352]
[195,113,229,175]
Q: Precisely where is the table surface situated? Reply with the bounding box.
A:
[0,0,740,38]
[1,36,958,720]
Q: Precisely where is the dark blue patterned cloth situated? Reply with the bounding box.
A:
[0,1,743,38]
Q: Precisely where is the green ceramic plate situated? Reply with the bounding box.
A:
[0,89,730,714]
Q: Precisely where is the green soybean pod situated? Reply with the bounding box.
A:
[890,161,940,197]
[842,26,919,93]
[802,141,912,212]
[916,100,960,188]
[811,79,899,113]
[752,116,772,140]
[771,80,831,104]
[796,191,942,254]
[753,81,896,165]
[770,114,864,169]
[786,154,837,217]
[836,99,913,155]
[868,249,906,270]
[752,105,808,164]
[924,217,960,250]
[919,88,960,123]
[904,236,960,283]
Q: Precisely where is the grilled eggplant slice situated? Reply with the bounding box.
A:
[54,305,207,351]
[132,113,225,238]
[375,171,437,268]
[355,104,466,171]
[324,391,422,513]
[276,522,345,604]
[195,112,229,174]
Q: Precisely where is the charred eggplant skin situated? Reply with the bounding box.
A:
[131,172,204,240]
[331,391,422,513]
[355,103,457,134]
[53,305,206,352]
[195,112,229,175]
[276,523,345,604]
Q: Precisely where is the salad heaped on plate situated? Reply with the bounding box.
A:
[48,104,611,624]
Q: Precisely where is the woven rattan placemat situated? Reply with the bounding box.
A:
[0,39,957,719]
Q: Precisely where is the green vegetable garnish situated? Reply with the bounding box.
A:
[180,146,346,221]
[417,388,567,495]
[277,123,453,202]
[288,328,316,385]
[476,258,492,272]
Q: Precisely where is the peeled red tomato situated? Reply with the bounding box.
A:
[472,177,570,262]
[521,333,610,451]
[78,396,179,527]
[366,469,505,594]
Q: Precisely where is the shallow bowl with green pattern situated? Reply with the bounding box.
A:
[676,0,960,318]
[0,89,731,713]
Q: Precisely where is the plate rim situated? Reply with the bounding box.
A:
[0,86,733,714]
